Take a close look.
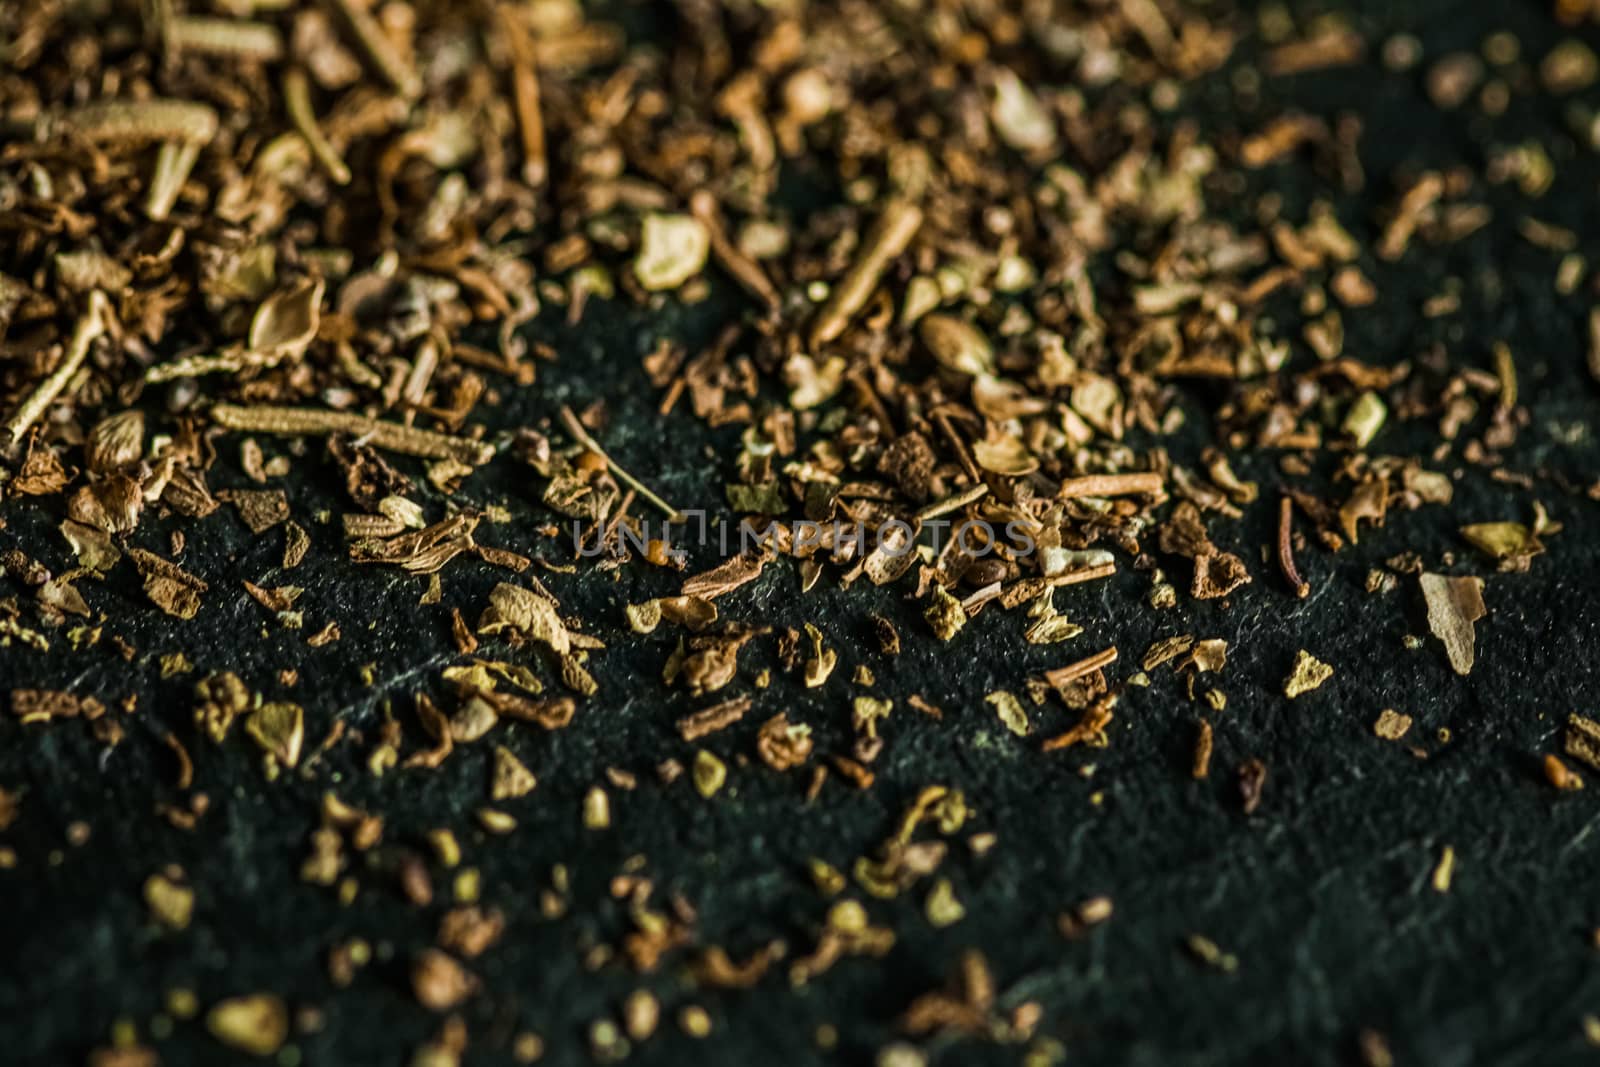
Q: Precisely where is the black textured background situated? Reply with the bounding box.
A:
[5,0,1600,1064]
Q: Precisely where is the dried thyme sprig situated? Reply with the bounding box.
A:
[4,291,110,448]
[209,404,494,466]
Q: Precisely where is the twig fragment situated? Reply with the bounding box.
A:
[283,68,351,185]
[57,99,218,145]
[1277,496,1310,599]
[810,199,922,348]
[145,140,201,220]
[1057,472,1165,499]
[498,4,547,187]
[559,406,681,521]
[691,191,780,310]
[933,411,982,484]
[1042,646,1119,690]
[914,484,989,523]
[167,16,284,60]
[326,0,422,99]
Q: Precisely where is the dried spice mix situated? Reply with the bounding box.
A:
[0,0,1594,1063]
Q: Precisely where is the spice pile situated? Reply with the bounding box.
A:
[3,0,1599,1064]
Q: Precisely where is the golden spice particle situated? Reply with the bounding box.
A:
[925,878,965,928]
[1373,709,1413,741]
[206,995,289,1057]
[1431,845,1456,893]
[923,586,968,641]
[1184,934,1239,973]
[491,746,538,800]
[803,623,838,687]
[476,809,518,834]
[1193,720,1214,779]
[583,787,611,829]
[678,1005,713,1038]
[693,750,727,798]
[1283,650,1334,698]
[143,872,194,930]
[623,990,660,1042]
[412,949,478,1011]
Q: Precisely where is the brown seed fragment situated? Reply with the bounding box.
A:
[439,906,505,959]
[1544,754,1584,792]
[1237,759,1267,814]
[128,549,209,620]
[869,615,901,656]
[1041,695,1116,753]
[756,713,813,771]
[282,523,311,569]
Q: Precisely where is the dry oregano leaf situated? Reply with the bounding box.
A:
[490,745,537,800]
[1283,649,1333,698]
[1419,572,1487,675]
[477,582,570,655]
[634,213,709,291]
[127,548,208,620]
[985,691,1030,737]
[245,702,305,768]
[923,587,967,641]
[248,276,323,358]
